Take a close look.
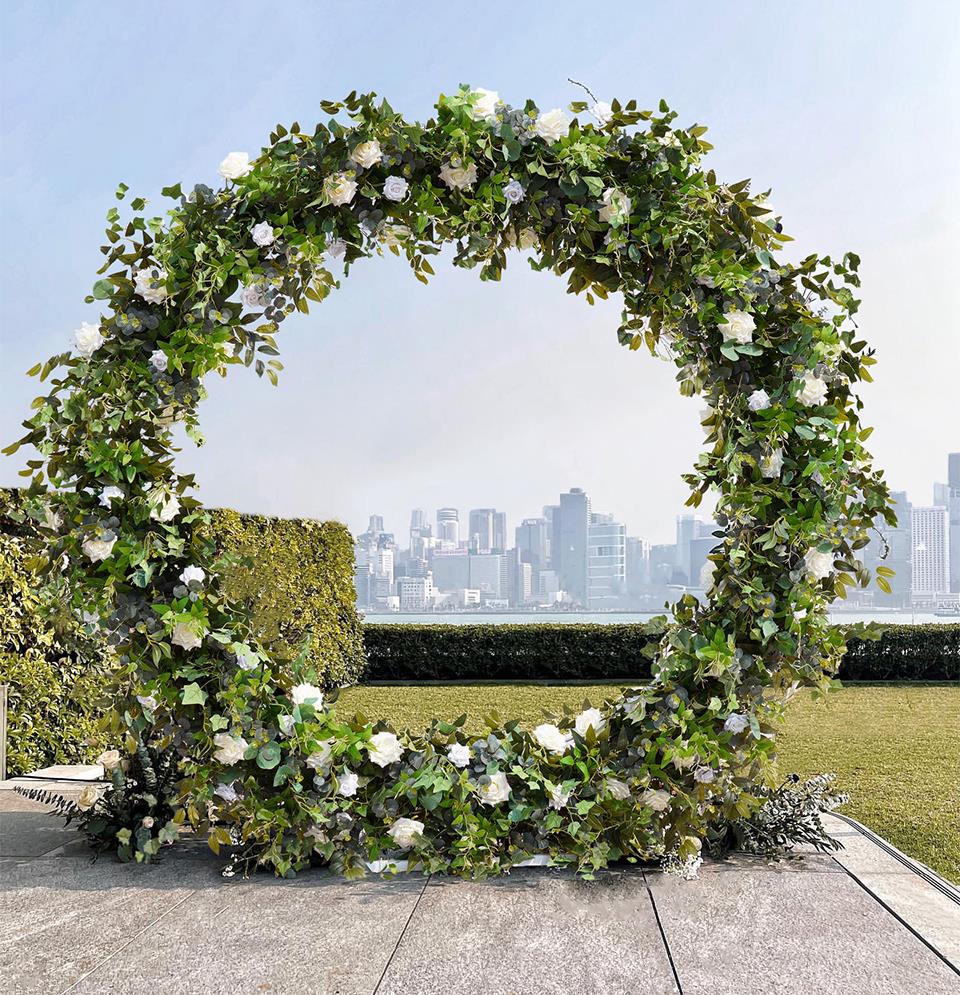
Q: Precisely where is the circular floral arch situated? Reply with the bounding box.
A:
[12,86,891,876]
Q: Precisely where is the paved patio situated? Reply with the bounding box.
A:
[1,776,957,995]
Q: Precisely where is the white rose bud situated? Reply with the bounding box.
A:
[804,548,834,582]
[477,771,511,806]
[470,88,500,120]
[640,788,672,812]
[591,101,613,125]
[797,371,829,406]
[326,237,347,259]
[503,179,525,204]
[97,749,121,770]
[747,389,771,411]
[349,140,382,169]
[338,770,360,797]
[439,160,478,190]
[718,309,755,345]
[218,151,251,180]
[251,221,276,247]
[598,188,632,225]
[151,494,180,522]
[533,108,571,144]
[383,175,409,202]
[306,740,334,770]
[548,783,572,810]
[324,172,358,206]
[694,766,716,784]
[134,268,169,304]
[99,485,123,506]
[604,778,631,801]
[149,349,168,372]
[82,532,117,563]
[178,564,205,586]
[77,785,104,812]
[387,817,425,850]
[74,321,104,358]
[290,683,324,708]
[723,713,750,734]
[171,621,205,651]
[532,723,571,756]
[213,733,248,766]
[446,742,471,768]
[574,708,606,738]
[367,731,403,767]
[761,448,784,479]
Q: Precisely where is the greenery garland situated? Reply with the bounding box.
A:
[7,86,893,877]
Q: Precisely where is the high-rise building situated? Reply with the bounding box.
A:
[410,508,426,531]
[397,573,434,611]
[516,518,549,593]
[431,550,470,591]
[492,511,507,554]
[864,490,912,607]
[469,553,506,597]
[436,507,460,545]
[911,506,950,604]
[542,504,559,568]
[468,508,496,553]
[367,514,385,535]
[947,453,960,593]
[555,488,590,606]
[625,537,650,599]
[587,513,626,608]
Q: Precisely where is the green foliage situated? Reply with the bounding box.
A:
[363,622,960,683]
[7,86,892,875]
[205,509,364,688]
[0,489,113,776]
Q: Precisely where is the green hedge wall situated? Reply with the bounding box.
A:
[361,622,960,683]
[206,509,365,689]
[1,489,113,776]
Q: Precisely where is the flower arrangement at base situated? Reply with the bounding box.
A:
[8,85,893,878]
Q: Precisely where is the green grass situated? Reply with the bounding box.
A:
[335,683,960,884]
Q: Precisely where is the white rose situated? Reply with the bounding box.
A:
[142,816,155,829]
[234,644,259,671]
[99,485,123,506]
[694,766,716,784]
[151,493,180,522]
[97,749,121,770]
[367,731,403,767]
[700,559,717,590]
[447,742,471,768]
[324,172,358,206]
[640,788,671,812]
[592,101,613,125]
[213,733,248,766]
[338,770,360,797]
[748,389,771,411]
[307,740,334,770]
[82,532,117,563]
[604,778,631,801]
[214,781,239,802]
[574,708,606,738]
[218,151,251,180]
[470,88,500,120]
[134,267,169,304]
[761,448,784,479]
[241,284,266,310]
[503,179,525,204]
[532,723,571,756]
[171,621,205,651]
[548,783,571,810]
[291,683,324,708]
[439,160,478,190]
[723,713,750,734]
[383,175,409,201]
[77,785,105,812]
[534,108,571,144]
[136,694,158,712]
[804,548,834,582]
[598,187,632,225]
[797,372,828,406]
[74,321,104,358]
[718,309,755,345]
[478,771,511,806]
[149,349,168,372]
[326,237,347,259]
[179,564,205,587]
[387,817,424,850]
[350,140,383,169]
[251,221,276,247]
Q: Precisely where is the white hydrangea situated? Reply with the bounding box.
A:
[387,817,424,850]
[349,140,382,169]
[797,371,829,406]
[804,548,834,581]
[215,782,239,803]
[218,152,251,180]
[367,731,403,767]
[383,175,409,201]
[171,621,205,651]
[718,309,755,345]
[477,771,511,806]
[251,221,276,247]
[213,733,248,766]
[574,708,606,737]
[134,267,169,304]
[532,723,571,756]
[533,107,571,143]
[447,742,471,767]
[439,160,478,190]
[747,388,771,411]
[324,172,358,206]
[74,321,104,358]
[469,88,500,120]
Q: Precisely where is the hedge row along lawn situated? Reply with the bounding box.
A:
[336,683,960,884]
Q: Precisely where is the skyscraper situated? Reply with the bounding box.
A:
[911,506,950,604]
[468,508,496,553]
[587,513,626,608]
[865,490,912,607]
[436,507,459,545]
[555,488,590,605]
[516,517,549,593]
[492,511,507,554]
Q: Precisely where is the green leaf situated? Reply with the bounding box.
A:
[180,682,207,706]
[257,742,282,770]
[91,279,113,299]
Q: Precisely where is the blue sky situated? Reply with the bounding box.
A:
[2,0,957,543]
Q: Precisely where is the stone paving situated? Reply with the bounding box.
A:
[0,781,957,995]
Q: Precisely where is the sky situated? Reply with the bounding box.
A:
[1,0,958,545]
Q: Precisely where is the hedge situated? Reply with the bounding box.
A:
[361,622,960,683]
[205,509,365,689]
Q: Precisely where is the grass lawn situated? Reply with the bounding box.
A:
[335,683,960,884]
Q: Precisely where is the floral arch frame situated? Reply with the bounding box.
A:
[11,86,892,877]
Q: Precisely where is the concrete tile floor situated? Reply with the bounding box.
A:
[0,791,957,995]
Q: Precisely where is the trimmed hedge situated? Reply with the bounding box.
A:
[362,622,960,683]
[206,509,365,689]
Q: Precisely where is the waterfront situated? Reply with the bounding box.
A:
[363,610,957,625]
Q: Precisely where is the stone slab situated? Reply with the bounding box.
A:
[647,856,959,994]
[0,855,198,995]
[376,869,679,995]
[66,869,428,995]
[0,794,81,857]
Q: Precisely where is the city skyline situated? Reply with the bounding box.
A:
[1,2,958,546]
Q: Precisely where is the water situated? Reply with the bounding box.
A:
[363,610,955,625]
